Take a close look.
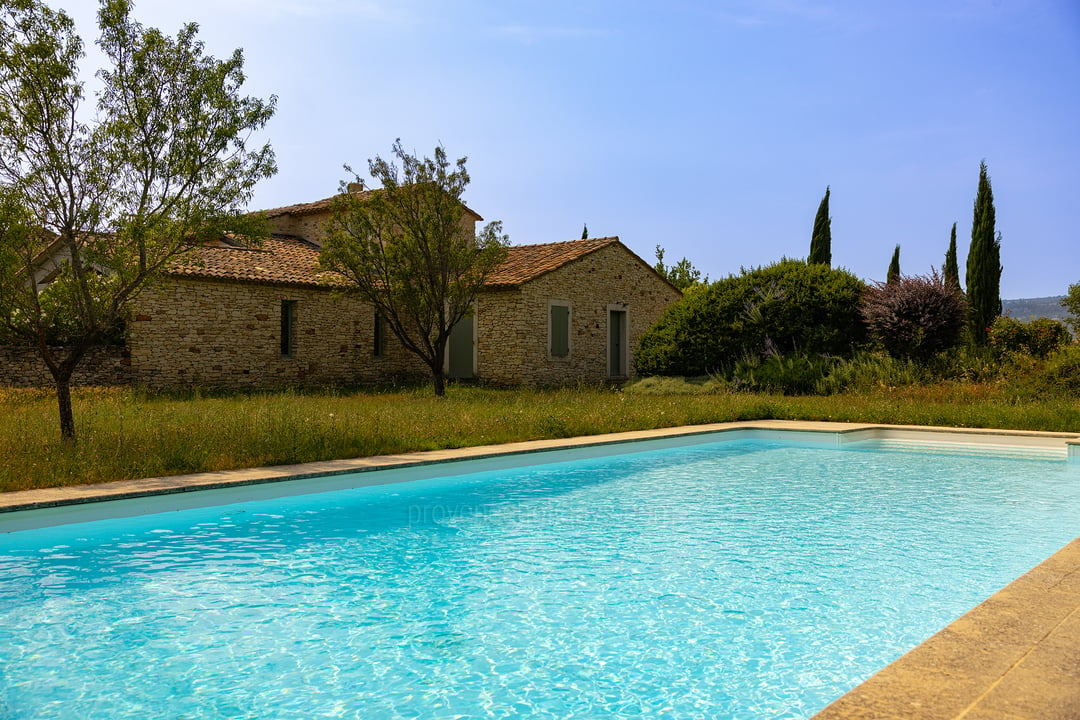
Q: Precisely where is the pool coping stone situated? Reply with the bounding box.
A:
[3,419,1079,719]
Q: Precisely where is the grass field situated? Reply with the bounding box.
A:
[2,381,1077,493]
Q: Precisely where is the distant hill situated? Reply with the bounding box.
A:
[1002,296,1068,322]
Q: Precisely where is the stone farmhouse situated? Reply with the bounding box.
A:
[4,190,681,389]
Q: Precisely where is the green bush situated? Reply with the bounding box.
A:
[814,351,930,393]
[988,316,1072,359]
[732,353,841,395]
[1010,345,1080,398]
[636,259,866,376]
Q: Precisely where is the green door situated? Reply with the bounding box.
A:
[448,310,475,379]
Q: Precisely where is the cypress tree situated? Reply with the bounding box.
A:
[943,222,960,289]
[965,161,1002,343]
[809,186,832,265]
[887,244,901,284]
[581,223,588,240]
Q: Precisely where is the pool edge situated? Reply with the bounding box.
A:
[1,420,1078,514]
[812,536,1080,720]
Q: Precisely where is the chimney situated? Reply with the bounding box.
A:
[346,182,364,194]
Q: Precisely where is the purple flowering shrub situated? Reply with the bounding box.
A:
[860,271,966,360]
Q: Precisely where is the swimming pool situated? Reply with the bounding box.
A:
[2,433,1079,719]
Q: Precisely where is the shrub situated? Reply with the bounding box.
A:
[732,353,840,395]
[988,316,1072,359]
[815,351,930,394]
[860,271,966,360]
[636,259,866,376]
[1009,345,1080,398]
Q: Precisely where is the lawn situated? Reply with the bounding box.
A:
[2,381,1077,493]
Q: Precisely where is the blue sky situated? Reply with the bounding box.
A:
[64,0,1079,298]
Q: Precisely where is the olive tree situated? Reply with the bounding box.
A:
[321,140,509,397]
[0,0,276,441]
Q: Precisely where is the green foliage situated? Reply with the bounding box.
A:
[1062,282,1080,337]
[732,353,841,395]
[581,223,588,240]
[860,271,967,360]
[966,161,1002,343]
[944,222,960,289]
[814,352,930,394]
[653,245,706,291]
[636,258,866,376]
[35,268,127,345]
[321,140,509,396]
[1011,346,1080,399]
[988,316,1072,359]
[808,186,832,266]
[0,0,276,439]
[887,245,900,284]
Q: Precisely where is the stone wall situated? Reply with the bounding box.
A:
[1,242,680,391]
[266,213,331,246]
[128,277,428,389]
[266,207,480,248]
[477,243,681,386]
[0,345,134,387]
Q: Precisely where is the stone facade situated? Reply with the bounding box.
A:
[128,277,427,389]
[6,188,682,390]
[477,243,681,386]
[0,345,134,388]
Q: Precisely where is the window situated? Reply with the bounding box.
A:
[548,301,570,359]
[373,312,384,358]
[280,300,296,357]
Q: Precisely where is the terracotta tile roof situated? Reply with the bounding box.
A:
[168,235,344,288]
[485,237,622,287]
[166,235,636,291]
[257,188,483,221]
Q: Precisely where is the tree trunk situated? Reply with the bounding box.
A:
[55,374,76,442]
[38,340,86,443]
[432,367,446,397]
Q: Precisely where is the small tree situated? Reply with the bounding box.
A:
[321,140,509,397]
[861,271,967,360]
[1061,282,1080,338]
[887,245,901,284]
[580,223,588,240]
[808,186,832,266]
[653,245,706,291]
[0,0,276,441]
[943,222,960,289]
[966,161,1002,343]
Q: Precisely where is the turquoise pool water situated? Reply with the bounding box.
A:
[1,437,1079,719]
